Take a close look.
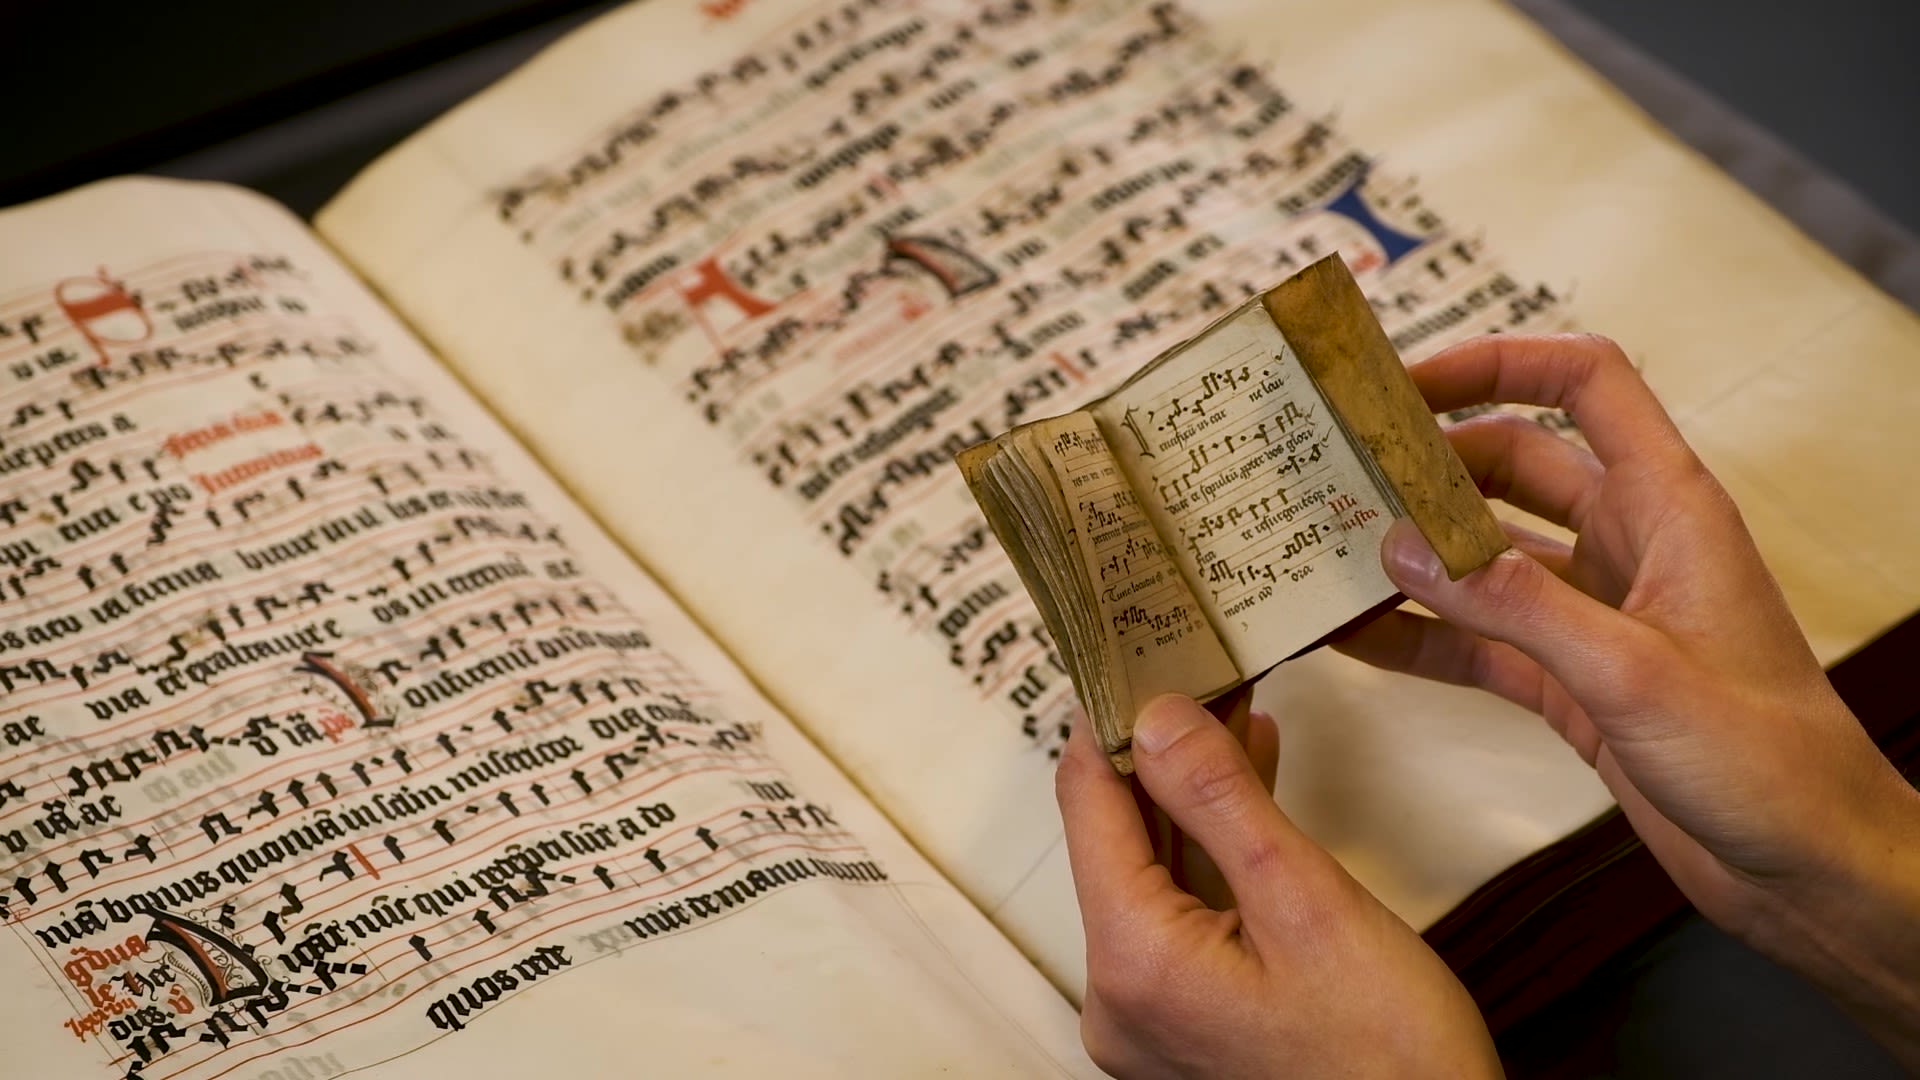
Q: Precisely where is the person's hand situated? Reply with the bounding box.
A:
[1056,689,1501,1078]
[1337,334,1920,1062]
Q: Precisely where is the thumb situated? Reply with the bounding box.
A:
[1379,518,1657,711]
[1132,694,1332,926]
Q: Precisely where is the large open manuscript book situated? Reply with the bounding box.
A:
[7,0,1920,1075]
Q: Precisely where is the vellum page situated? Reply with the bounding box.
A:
[319,0,1920,996]
[1091,303,1399,672]
[0,180,1091,1079]
[1032,414,1237,758]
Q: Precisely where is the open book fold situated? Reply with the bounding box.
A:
[7,0,1920,1076]
[959,254,1508,770]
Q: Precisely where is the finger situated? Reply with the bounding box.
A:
[1379,519,1662,712]
[1501,520,1574,582]
[1056,709,1182,933]
[1446,412,1604,531]
[1201,686,1254,895]
[1336,612,1602,754]
[1333,609,1552,713]
[1130,694,1326,931]
[1177,704,1275,906]
[1411,334,1692,471]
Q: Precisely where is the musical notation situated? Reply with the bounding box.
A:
[1098,304,1397,640]
[498,0,1576,757]
[1049,422,1200,652]
[0,249,879,1080]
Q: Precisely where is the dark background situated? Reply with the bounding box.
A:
[1563,0,1920,237]
[2,1,1917,232]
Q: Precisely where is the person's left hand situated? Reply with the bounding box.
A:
[1058,690,1501,1079]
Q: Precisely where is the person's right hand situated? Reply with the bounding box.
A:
[1336,334,1920,1061]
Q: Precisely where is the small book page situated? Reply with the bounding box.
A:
[0,180,1091,1080]
[1033,414,1237,743]
[1091,303,1399,673]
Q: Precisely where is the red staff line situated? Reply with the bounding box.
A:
[0,321,349,443]
[1,643,657,877]
[152,836,875,1080]
[719,84,1325,453]
[0,573,634,786]
[0,398,402,559]
[0,252,268,351]
[228,770,787,934]
[3,455,537,675]
[506,0,848,235]
[218,742,762,927]
[2,648,658,892]
[0,442,439,626]
[6,358,396,513]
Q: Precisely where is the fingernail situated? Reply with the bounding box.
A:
[1134,694,1208,755]
[1382,519,1441,589]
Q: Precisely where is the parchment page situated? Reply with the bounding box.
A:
[0,180,1092,1080]
[319,0,1920,997]
[1090,303,1399,673]
[1032,413,1237,755]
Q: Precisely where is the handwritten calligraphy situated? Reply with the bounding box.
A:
[0,252,886,1079]
[497,0,1576,760]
